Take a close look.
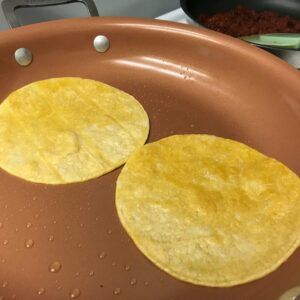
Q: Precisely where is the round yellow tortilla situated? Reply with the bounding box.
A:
[0,77,149,184]
[116,134,300,287]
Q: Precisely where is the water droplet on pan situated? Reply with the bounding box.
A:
[37,288,45,295]
[26,222,32,228]
[49,261,62,273]
[125,264,131,271]
[89,271,94,277]
[113,288,121,295]
[25,239,34,249]
[69,288,81,299]
[98,252,106,259]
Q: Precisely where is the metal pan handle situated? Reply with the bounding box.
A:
[1,0,99,28]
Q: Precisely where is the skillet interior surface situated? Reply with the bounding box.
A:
[0,17,299,300]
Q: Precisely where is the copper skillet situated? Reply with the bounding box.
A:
[0,0,299,299]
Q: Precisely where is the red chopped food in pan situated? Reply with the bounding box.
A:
[199,5,300,37]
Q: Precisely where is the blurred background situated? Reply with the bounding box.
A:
[0,0,180,30]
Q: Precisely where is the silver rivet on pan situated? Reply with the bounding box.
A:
[15,48,33,66]
[279,287,300,300]
[93,35,110,53]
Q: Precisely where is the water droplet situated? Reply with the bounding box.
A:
[74,271,80,277]
[0,223,3,229]
[130,278,137,286]
[4,204,8,209]
[26,222,32,228]
[37,288,45,295]
[124,264,131,271]
[77,244,82,248]
[79,207,83,211]
[42,225,47,230]
[48,235,54,242]
[25,239,34,249]
[69,288,81,299]
[49,261,62,273]
[108,229,112,234]
[113,288,121,295]
[95,217,99,221]
[33,196,37,200]
[144,281,149,286]
[11,295,16,299]
[15,228,19,233]
[2,281,8,288]
[53,220,57,225]
[112,262,116,266]
[98,252,106,259]
[57,286,62,290]
[80,223,84,228]
[89,271,94,277]
[3,240,8,246]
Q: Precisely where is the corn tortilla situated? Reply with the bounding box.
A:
[0,77,149,184]
[116,134,300,287]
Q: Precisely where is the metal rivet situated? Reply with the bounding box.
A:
[279,287,300,300]
[15,48,33,66]
[93,35,110,53]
